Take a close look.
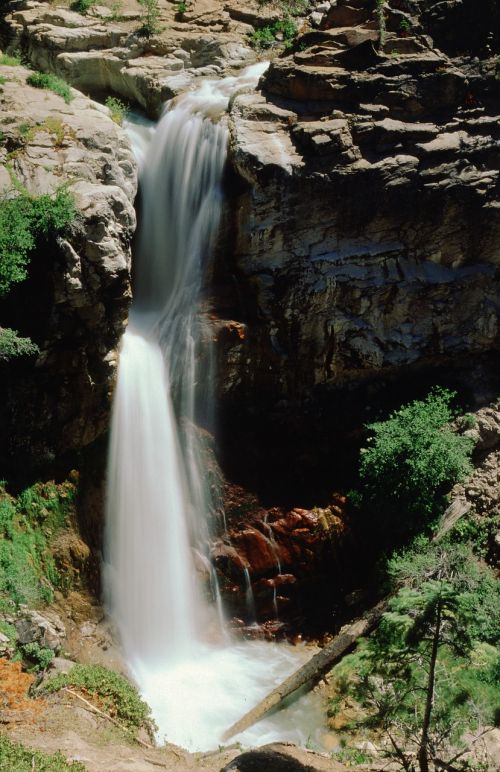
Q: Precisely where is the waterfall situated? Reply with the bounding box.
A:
[104,63,327,752]
[104,82,233,666]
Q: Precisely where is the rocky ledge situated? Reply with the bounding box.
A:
[2,0,261,116]
[0,61,136,479]
[218,0,500,416]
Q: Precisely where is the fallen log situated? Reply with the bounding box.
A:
[222,502,471,742]
[221,598,388,741]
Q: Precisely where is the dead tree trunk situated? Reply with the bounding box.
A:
[222,504,467,742]
[222,599,388,741]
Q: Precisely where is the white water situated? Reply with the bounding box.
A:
[105,64,327,753]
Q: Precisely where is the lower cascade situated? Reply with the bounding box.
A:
[104,64,326,752]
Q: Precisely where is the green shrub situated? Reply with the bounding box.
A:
[138,0,161,36]
[0,187,76,297]
[250,17,298,50]
[44,664,156,736]
[0,735,85,771]
[0,328,39,361]
[105,95,127,125]
[26,72,73,104]
[71,0,96,12]
[176,1,187,14]
[355,388,474,539]
[20,641,54,672]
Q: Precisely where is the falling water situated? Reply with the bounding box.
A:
[105,64,327,752]
[243,566,257,625]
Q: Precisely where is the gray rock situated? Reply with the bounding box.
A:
[15,610,66,651]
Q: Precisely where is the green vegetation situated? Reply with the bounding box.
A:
[250,0,306,50]
[19,641,55,672]
[329,540,500,771]
[138,0,161,36]
[0,76,7,86]
[399,17,412,34]
[250,18,298,50]
[71,0,97,12]
[353,388,474,541]
[0,480,77,606]
[0,734,85,772]
[176,1,187,14]
[44,664,156,736]
[26,72,73,104]
[0,187,76,297]
[0,328,39,361]
[105,95,127,125]
[0,52,22,66]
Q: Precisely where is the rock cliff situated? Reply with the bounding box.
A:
[219,0,500,418]
[0,60,136,481]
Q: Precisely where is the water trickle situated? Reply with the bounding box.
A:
[105,63,327,752]
[243,566,257,625]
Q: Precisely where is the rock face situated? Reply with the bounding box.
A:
[218,0,500,418]
[2,0,257,117]
[0,62,136,481]
[214,487,352,632]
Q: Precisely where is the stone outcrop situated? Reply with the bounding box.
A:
[442,402,500,562]
[217,0,500,418]
[0,61,136,479]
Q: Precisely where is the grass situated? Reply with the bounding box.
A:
[105,96,127,125]
[44,664,156,737]
[0,734,85,771]
[0,480,77,606]
[26,72,73,104]
[0,53,22,66]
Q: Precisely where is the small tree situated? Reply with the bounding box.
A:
[332,540,499,771]
[138,0,161,36]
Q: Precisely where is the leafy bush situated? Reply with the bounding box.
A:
[20,641,54,672]
[0,188,76,297]
[0,328,39,361]
[0,481,77,606]
[250,18,298,50]
[138,0,161,36]
[356,388,474,538]
[0,734,85,771]
[71,0,96,12]
[26,72,73,104]
[105,95,127,125]
[44,664,156,736]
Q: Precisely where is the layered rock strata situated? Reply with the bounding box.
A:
[218,0,500,415]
